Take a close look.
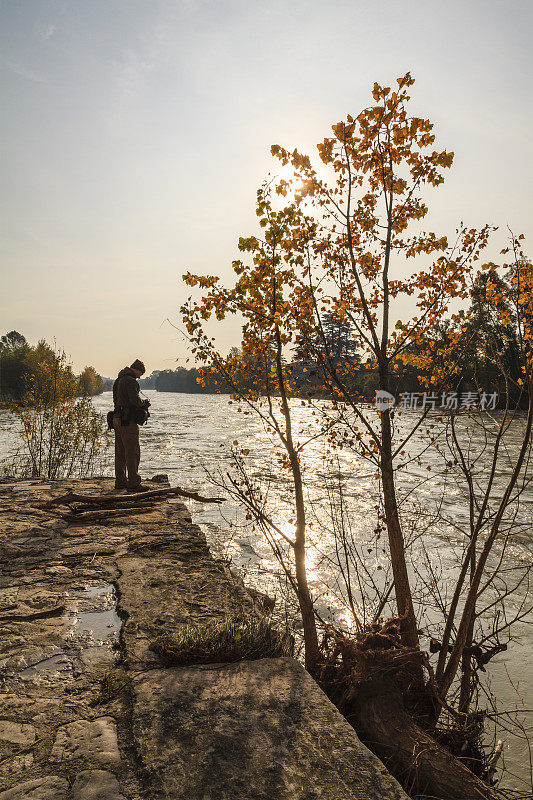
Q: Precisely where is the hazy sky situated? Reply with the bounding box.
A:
[1,0,531,377]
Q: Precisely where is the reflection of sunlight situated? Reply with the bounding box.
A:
[304,538,320,585]
[338,606,360,632]
[273,519,295,543]
[269,519,321,586]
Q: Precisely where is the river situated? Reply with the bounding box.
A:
[1,390,532,790]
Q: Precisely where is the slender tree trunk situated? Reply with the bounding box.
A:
[380,391,420,651]
[459,616,476,714]
[459,549,477,714]
[377,198,419,653]
[291,449,320,672]
[273,310,319,671]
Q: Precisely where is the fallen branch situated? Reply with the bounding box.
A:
[66,498,159,516]
[42,486,224,509]
[64,507,161,524]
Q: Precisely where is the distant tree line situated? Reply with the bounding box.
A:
[0,331,104,403]
[151,367,220,393]
[140,294,526,408]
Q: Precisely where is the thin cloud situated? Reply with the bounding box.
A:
[111,9,173,101]
[113,48,154,97]
[41,23,56,39]
[1,59,46,83]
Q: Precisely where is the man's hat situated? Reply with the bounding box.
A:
[130,359,145,375]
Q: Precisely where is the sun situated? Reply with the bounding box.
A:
[271,161,330,210]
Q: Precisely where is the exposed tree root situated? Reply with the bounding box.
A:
[317,620,499,800]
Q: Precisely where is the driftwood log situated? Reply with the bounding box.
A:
[41,486,224,509]
[61,507,167,524]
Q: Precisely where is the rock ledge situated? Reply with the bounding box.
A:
[0,478,407,799]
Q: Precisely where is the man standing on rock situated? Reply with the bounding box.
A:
[112,359,150,492]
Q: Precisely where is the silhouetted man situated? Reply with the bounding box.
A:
[112,359,149,492]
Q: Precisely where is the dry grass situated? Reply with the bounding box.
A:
[149,616,294,666]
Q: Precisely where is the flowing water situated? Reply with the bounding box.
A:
[1,390,532,789]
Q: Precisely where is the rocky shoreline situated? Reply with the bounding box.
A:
[0,477,407,799]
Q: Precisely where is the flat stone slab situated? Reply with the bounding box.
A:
[0,478,407,799]
[50,716,120,766]
[72,769,125,800]
[0,752,34,781]
[0,776,69,800]
[0,721,35,746]
[133,657,409,800]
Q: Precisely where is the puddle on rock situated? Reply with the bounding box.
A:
[19,653,72,678]
[81,585,113,598]
[6,583,123,685]
[67,583,122,645]
[73,609,121,641]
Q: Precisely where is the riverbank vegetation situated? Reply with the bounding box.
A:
[1,335,108,479]
[150,616,293,666]
[181,74,532,798]
[0,331,105,402]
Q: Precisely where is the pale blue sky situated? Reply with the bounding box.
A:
[1,0,531,376]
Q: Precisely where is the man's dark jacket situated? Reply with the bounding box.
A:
[113,368,144,413]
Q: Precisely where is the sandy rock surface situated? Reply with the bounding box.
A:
[0,477,407,799]
[133,657,409,800]
[0,476,257,798]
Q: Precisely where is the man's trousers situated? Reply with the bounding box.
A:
[113,415,141,489]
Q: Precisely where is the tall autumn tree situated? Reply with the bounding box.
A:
[265,78,531,795]
[181,76,531,797]
[182,194,321,670]
[268,73,491,654]
[182,72,494,663]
